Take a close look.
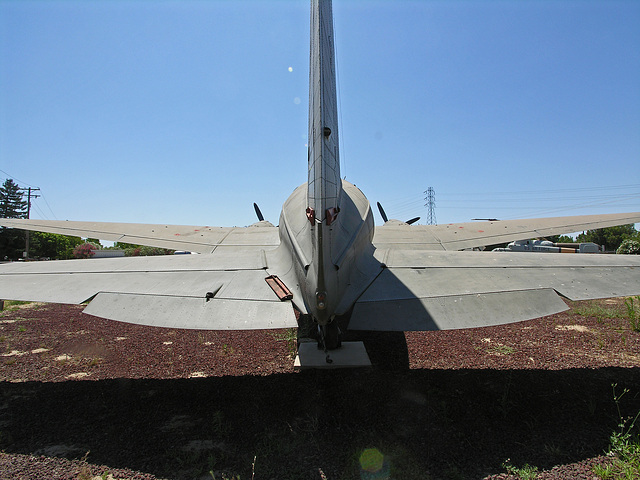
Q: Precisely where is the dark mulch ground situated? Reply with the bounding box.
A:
[1,299,639,479]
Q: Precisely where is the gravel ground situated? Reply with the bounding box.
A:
[1,299,639,479]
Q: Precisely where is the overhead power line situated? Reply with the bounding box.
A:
[0,170,37,187]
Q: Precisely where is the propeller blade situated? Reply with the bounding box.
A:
[376,202,388,223]
[253,203,264,222]
[405,217,420,225]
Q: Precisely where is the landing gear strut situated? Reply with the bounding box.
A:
[319,320,342,351]
[296,312,343,351]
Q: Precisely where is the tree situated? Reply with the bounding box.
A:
[29,232,84,259]
[0,179,28,260]
[113,241,173,256]
[0,179,27,218]
[113,242,142,250]
[85,238,102,248]
[544,234,576,243]
[576,224,637,252]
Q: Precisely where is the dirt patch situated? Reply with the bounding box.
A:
[555,324,590,332]
[0,301,639,479]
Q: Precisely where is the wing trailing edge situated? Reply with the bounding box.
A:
[0,218,279,254]
[373,212,640,251]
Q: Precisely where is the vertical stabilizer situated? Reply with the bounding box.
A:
[308,0,341,215]
[305,0,343,329]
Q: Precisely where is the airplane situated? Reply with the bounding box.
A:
[492,239,601,254]
[1,0,639,363]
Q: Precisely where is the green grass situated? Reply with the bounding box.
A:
[488,344,514,355]
[1,300,33,313]
[571,303,625,321]
[571,296,640,333]
[501,460,539,479]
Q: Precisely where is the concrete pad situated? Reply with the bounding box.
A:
[294,341,372,369]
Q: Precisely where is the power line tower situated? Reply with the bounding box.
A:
[424,187,436,225]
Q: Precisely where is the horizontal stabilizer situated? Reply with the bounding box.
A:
[0,253,299,331]
[350,288,568,331]
[84,292,296,330]
[349,249,640,331]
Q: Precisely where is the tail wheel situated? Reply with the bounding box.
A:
[320,321,342,350]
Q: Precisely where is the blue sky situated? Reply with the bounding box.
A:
[1,0,639,229]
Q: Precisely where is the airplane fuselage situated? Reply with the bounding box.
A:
[274,180,378,336]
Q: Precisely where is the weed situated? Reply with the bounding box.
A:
[594,384,640,479]
[502,459,539,479]
[210,410,229,435]
[585,398,598,417]
[543,442,566,459]
[625,296,640,332]
[221,344,234,355]
[488,344,514,355]
[593,462,616,479]
[208,454,249,480]
[444,463,465,479]
[76,451,92,480]
[0,336,5,342]
[17,326,26,333]
[2,300,32,312]
[271,328,298,357]
[210,473,241,480]
[572,302,624,321]
[291,413,319,434]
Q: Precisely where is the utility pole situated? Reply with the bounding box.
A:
[424,187,436,225]
[18,187,40,259]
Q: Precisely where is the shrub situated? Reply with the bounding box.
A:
[73,243,98,259]
[124,246,174,256]
[617,239,640,255]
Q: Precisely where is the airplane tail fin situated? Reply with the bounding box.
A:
[307,0,341,217]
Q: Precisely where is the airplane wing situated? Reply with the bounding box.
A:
[373,212,640,251]
[0,252,296,330]
[349,249,640,331]
[0,218,278,254]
